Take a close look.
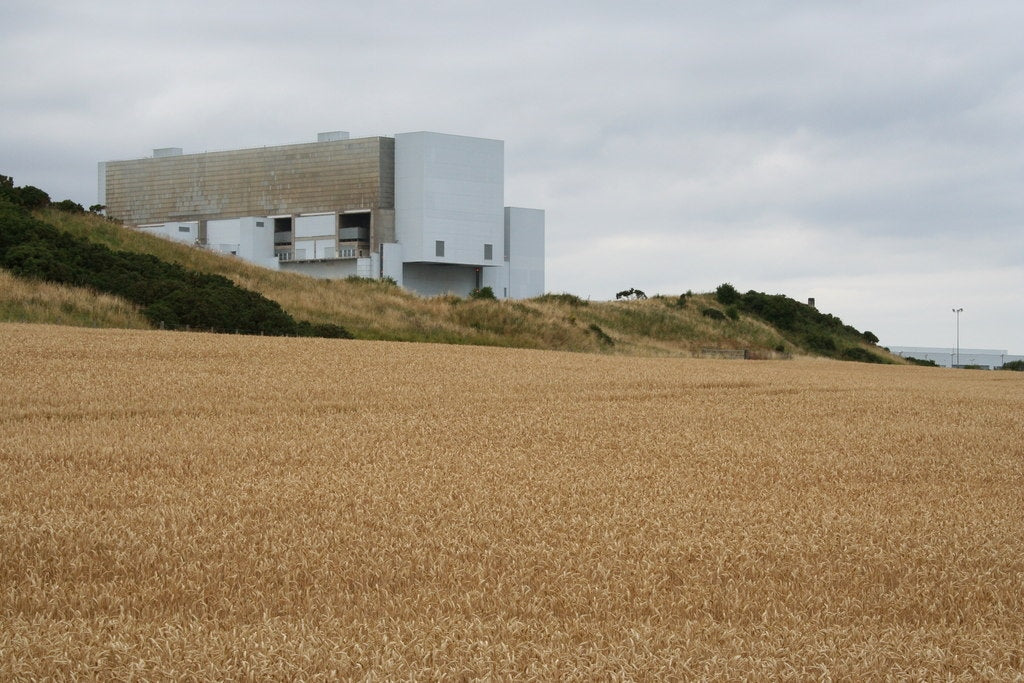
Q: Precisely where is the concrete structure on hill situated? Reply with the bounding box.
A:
[98,131,544,299]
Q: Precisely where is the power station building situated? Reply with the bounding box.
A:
[98,131,544,299]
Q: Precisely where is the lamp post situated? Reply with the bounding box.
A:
[952,307,963,368]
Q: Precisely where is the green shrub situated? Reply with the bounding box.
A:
[725,306,739,321]
[804,333,837,353]
[295,321,354,339]
[53,199,85,213]
[715,283,740,305]
[702,307,726,321]
[841,347,886,364]
[469,286,496,300]
[1000,360,1024,371]
[0,176,51,210]
[906,357,939,367]
[533,292,588,307]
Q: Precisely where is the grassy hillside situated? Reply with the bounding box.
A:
[7,205,892,359]
[0,268,149,329]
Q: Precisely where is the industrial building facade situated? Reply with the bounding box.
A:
[99,131,544,299]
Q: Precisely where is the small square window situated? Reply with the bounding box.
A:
[435,240,445,257]
[484,243,493,260]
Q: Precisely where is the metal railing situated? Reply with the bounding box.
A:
[276,245,368,262]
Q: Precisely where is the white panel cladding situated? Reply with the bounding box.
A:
[280,260,358,278]
[401,262,478,297]
[505,207,545,299]
[356,257,374,278]
[295,213,336,238]
[237,217,277,269]
[294,237,337,260]
[206,218,242,250]
[317,131,350,142]
[381,243,403,285]
[481,264,508,298]
[395,132,504,265]
[138,221,199,244]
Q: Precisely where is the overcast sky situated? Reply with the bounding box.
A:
[3,0,1022,351]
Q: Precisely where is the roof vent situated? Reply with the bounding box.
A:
[317,131,350,142]
[153,147,183,158]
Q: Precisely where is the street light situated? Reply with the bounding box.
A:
[952,307,963,368]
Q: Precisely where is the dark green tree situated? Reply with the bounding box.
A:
[715,282,740,305]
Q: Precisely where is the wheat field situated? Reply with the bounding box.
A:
[1,323,1022,679]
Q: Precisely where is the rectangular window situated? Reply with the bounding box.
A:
[435,240,445,257]
[484,243,493,260]
[256,221,264,227]
[178,225,191,233]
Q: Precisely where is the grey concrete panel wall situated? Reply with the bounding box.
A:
[104,136,396,227]
[371,209,396,252]
[378,137,395,209]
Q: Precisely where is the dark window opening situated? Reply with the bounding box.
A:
[484,243,493,260]
[435,240,445,257]
[274,217,293,246]
[339,212,371,242]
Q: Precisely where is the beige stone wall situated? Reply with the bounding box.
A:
[104,136,395,226]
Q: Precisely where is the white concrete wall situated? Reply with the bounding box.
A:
[481,264,507,298]
[237,217,277,269]
[505,207,545,299]
[280,260,358,279]
[381,243,403,285]
[402,263,479,297]
[293,237,337,260]
[356,257,374,278]
[206,218,242,254]
[295,213,336,238]
[204,217,278,269]
[137,221,199,244]
[395,132,504,266]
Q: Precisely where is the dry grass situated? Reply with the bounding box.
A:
[0,269,150,330]
[1,323,1022,679]
[37,209,801,356]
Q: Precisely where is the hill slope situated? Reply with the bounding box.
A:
[4,202,892,360]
